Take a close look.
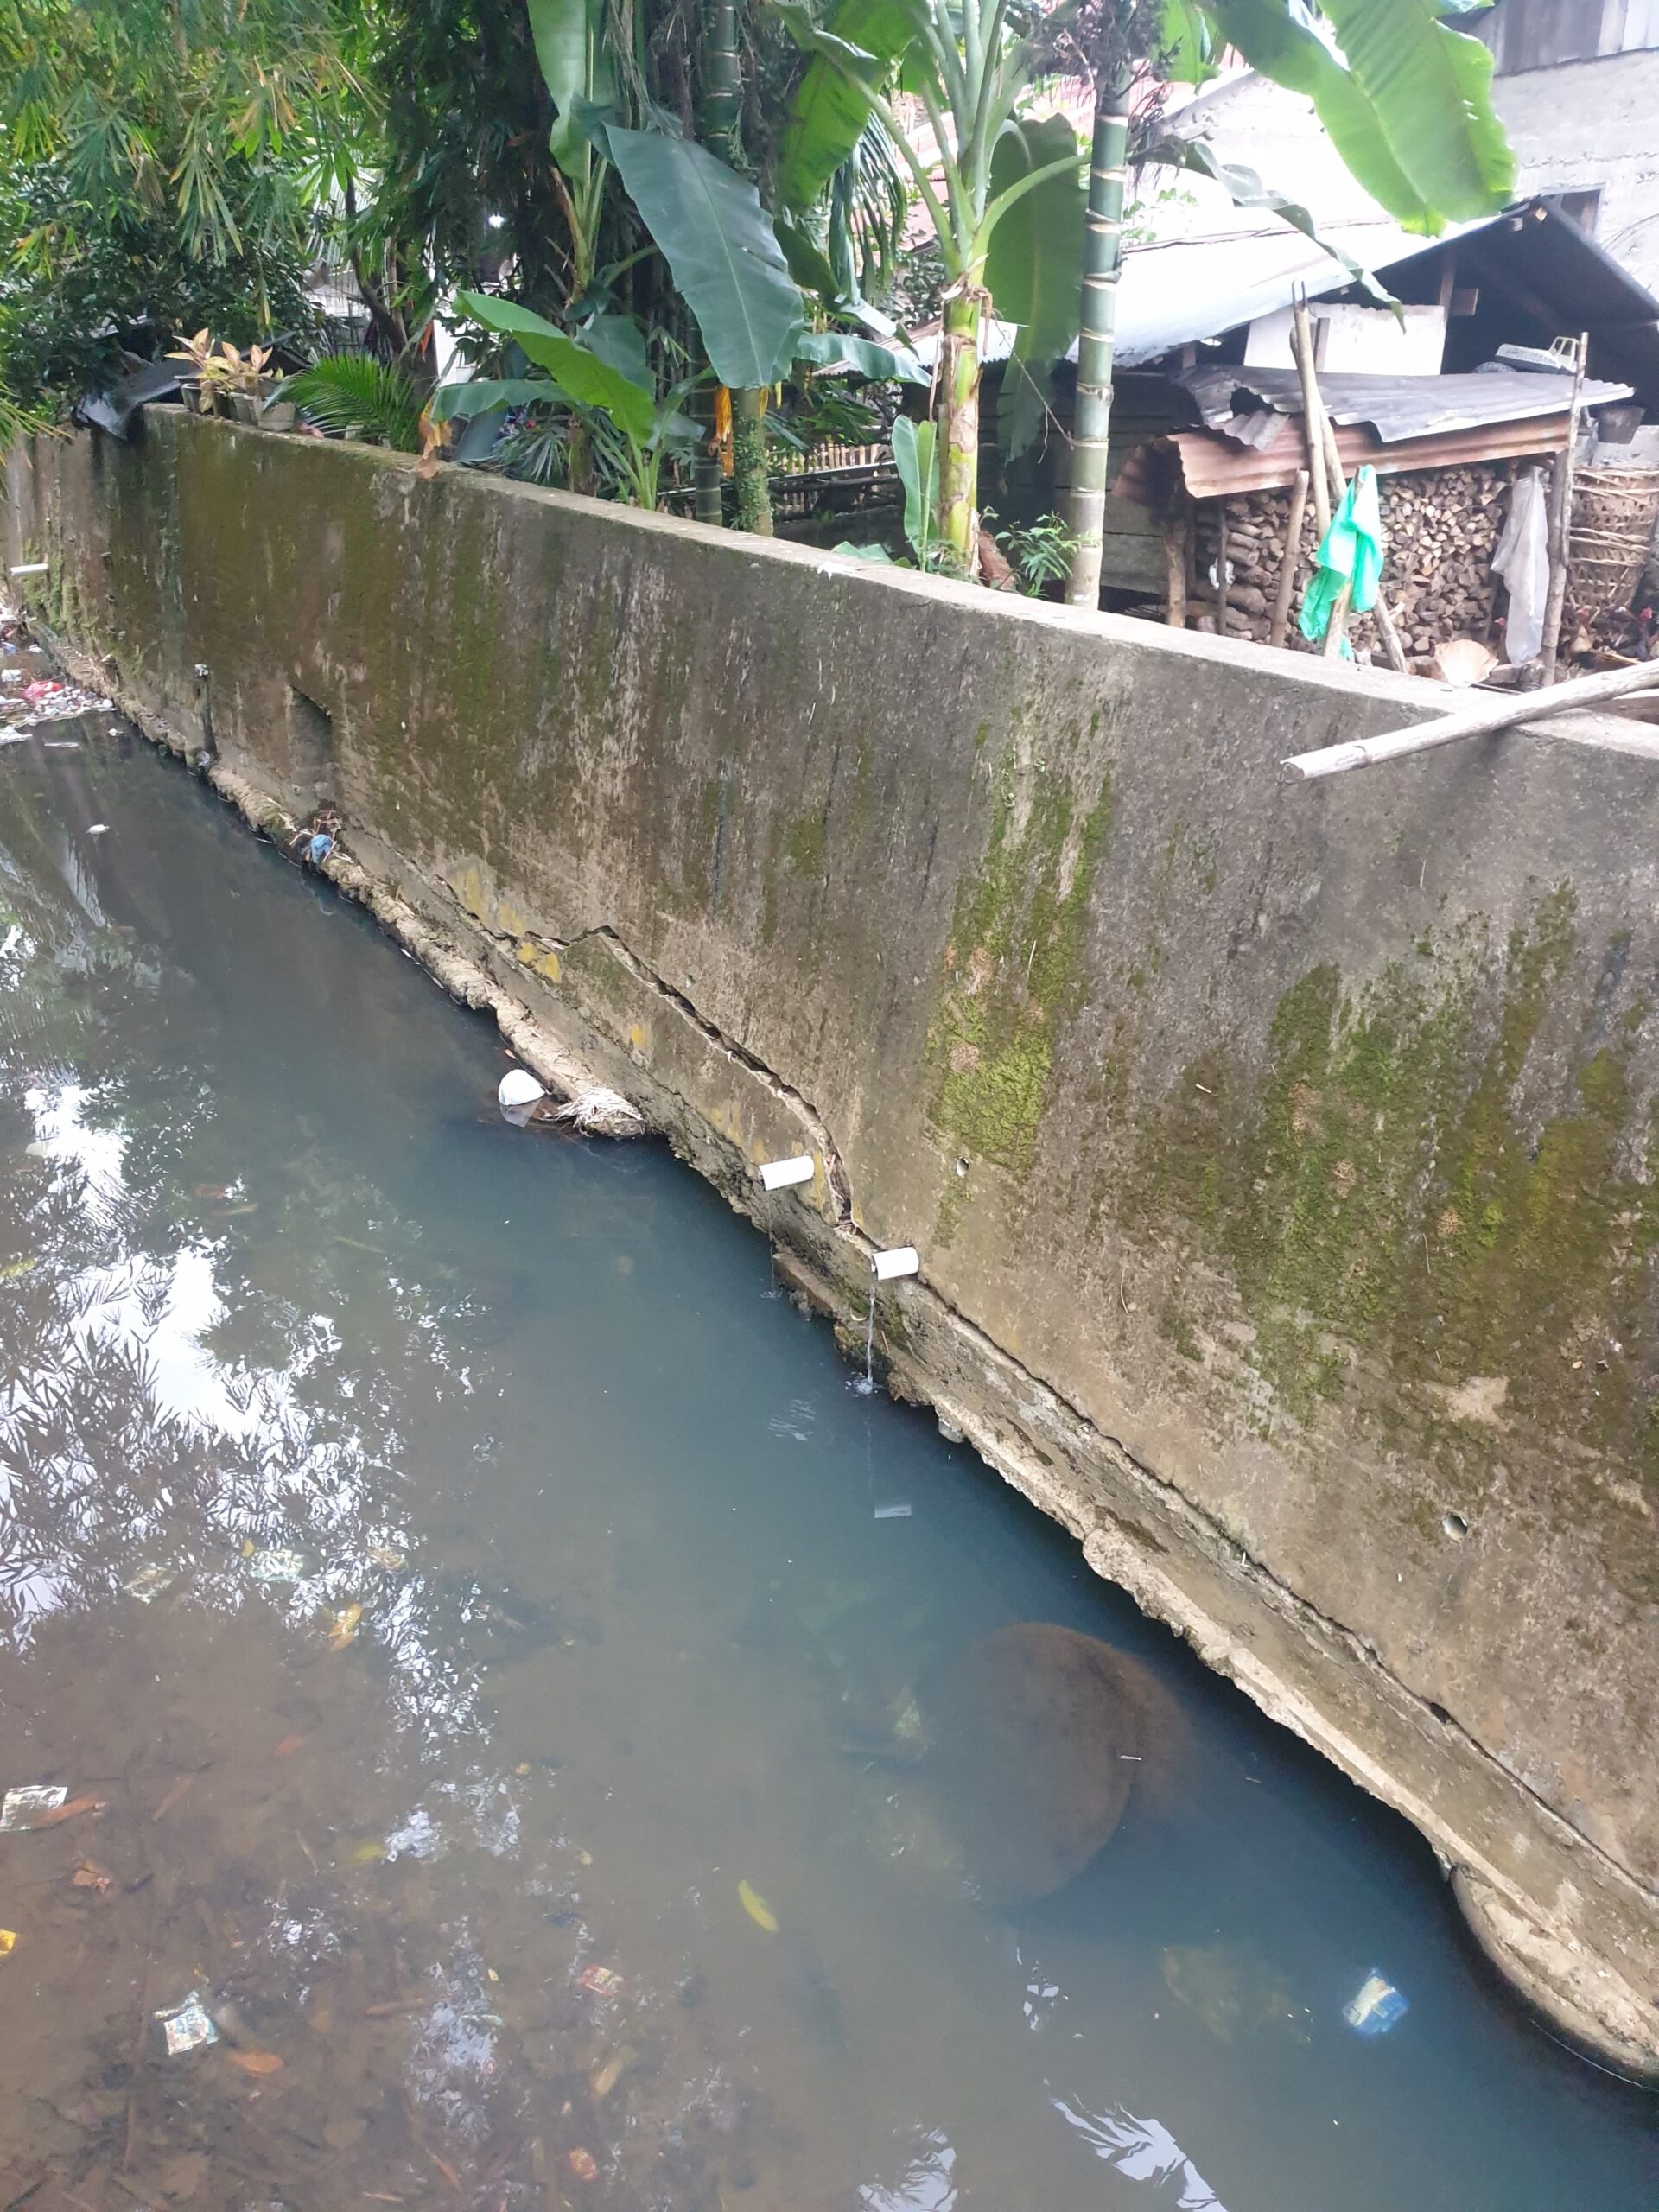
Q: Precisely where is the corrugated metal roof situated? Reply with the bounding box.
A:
[1179,364,1635,444]
[912,200,1659,384]
[1116,411,1592,503]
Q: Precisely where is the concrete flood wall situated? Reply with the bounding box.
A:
[8,412,1657,2074]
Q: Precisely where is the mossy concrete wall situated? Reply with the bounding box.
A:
[10,413,1658,2073]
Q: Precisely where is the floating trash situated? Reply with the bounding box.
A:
[738,1880,779,1933]
[71,1861,111,1892]
[555,1087,644,1138]
[567,2149,599,2183]
[577,1964,623,1999]
[0,1930,16,1955]
[324,1603,362,1651]
[498,1068,546,1125]
[1,1786,67,1831]
[307,832,334,867]
[156,1990,219,2056]
[1344,1971,1408,2037]
[245,1546,308,1583]
[367,1544,406,1572]
[123,1565,175,1605]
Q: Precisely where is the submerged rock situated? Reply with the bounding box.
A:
[856,1622,1188,1904]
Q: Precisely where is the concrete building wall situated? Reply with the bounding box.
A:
[1495,48,1659,291]
[7,415,1657,2075]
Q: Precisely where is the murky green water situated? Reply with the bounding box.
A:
[0,715,1655,2212]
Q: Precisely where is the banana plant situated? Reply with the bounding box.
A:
[1062,0,1516,608]
[772,0,1083,570]
[437,293,702,507]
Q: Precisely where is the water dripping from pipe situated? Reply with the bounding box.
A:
[849,1289,876,1395]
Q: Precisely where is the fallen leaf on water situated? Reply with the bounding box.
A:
[350,1839,387,1865]
[226,2049,283,2075]
[567,2150,598,2183]
[424,2151,462,2194]
[191,1184,232,1202]
[272,1734,304,1758]
[325,1603,362,1652]
[0,1255,37,1281]
[737,1879,779,1934]
[152,1776,194,1821]
[39,1794,106,1827]
[71,1861,111,1892]
[0,1929,16,1955]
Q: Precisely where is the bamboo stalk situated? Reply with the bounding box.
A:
[1291,301,1331,540]
[1320,580,1353,658]
[1163,502,1189,628]
[1540,333,1588,684]
[1268,468,1310,648]
[1281,658,1659,780]
[1064,80,1133,607]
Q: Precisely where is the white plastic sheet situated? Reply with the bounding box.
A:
[1492,467,1551,664]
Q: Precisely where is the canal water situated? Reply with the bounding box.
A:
[0,719,1654,2212]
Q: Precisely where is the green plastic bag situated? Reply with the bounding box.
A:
[1300,463,1384,649]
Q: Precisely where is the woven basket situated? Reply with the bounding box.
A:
[1570,466,1659,608]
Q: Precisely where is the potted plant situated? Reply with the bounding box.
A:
[168,329,237,416]
[223,343,275,424]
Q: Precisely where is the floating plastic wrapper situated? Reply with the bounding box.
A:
[246,1547,308,1584]
[1,1786,67,1832]
[156,1990,219,2056]
[124,1565,175,1604]
[1343,1970,1408,2037]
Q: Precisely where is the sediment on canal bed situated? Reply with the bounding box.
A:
[7,412,1658,2077]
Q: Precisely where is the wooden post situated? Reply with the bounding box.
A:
[1281,658,1659,779]
[1540,332,1588,684]
[1162,501,1189,628]
[1294,295,1408,673]
[1291,300,1332,540]
[1216,507,1231,637]
[1269,468,1310,649]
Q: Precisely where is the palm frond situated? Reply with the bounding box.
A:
[278,354,423,451]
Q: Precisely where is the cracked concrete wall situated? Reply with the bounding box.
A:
[9,415,1658,2074]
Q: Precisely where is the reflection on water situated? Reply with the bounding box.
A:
[0,725,1655,2212]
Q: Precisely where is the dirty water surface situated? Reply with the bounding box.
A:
[0,723,1655,2212]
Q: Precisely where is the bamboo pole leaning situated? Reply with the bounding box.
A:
[1539,332,1588,684]
[1268,468,1310,649]
[1281,658,1659,780]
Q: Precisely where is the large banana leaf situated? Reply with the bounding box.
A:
[1319,0,1513,221]
[1157,138,1399,311]
[984,116,1082,461]
[603,128,804,389]
[892,415,937,563]
[429,378,566,424]
[453,293,656,441]
[1185,0,1511,232]
[527,0,614,181]
[794,328,926,382]
[773,0,919,215]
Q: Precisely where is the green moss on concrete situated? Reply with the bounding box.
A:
[784,811,826,876]
[1128,889,1659,1528]
[927,748,1110,1174]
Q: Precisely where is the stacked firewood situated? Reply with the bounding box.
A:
[1187,460,1516,656]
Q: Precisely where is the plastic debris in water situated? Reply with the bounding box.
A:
[245,1547,308,1583]
[0,1929,16,1955]
[123,1565,175,1604]
[307,832,334,867]
[738,1880,779,1933]
[1,1786,67,1832]
[555,1086,644,1136]
[576,1965,623,1999]
[1343,1971,1408,2037]
[324,1603,362,1651]
[367,1544,406,1572]
[156,1991,219,2056]
[499,1068,546,1126]
[567,2149,599,2183]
